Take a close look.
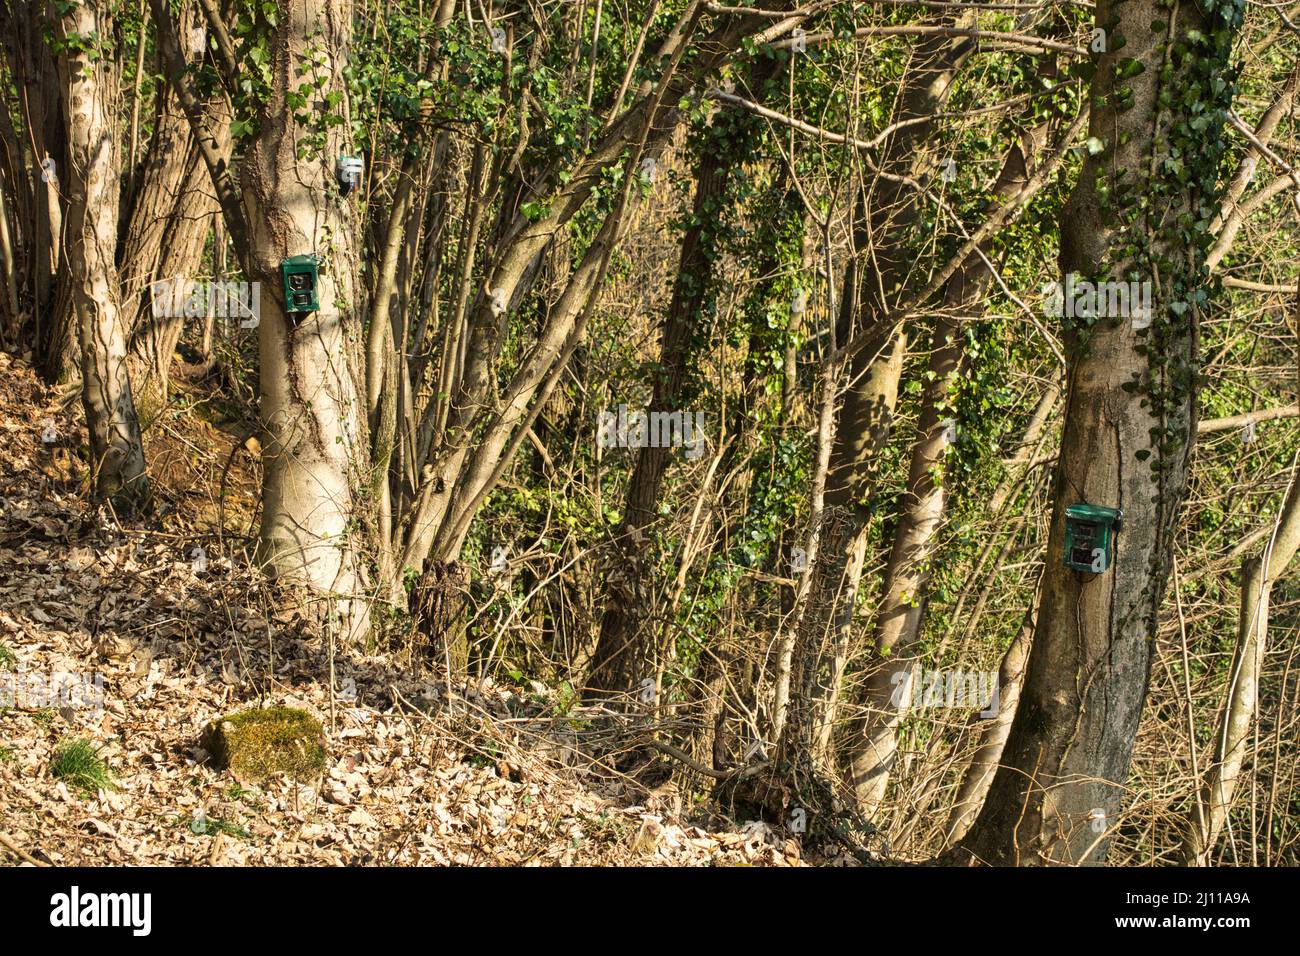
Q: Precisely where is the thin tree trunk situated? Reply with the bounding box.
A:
[1182,320,1300,864]
[395,6,784,584]
[55,0,148,506]
[1205,62,1300,272]
[847,131,1042,812]
[782,21,975,752]
[942,584,1036,845]
[0,173,21,339]
[585,109,746,699]
[122,0,229,411]
[3,1,72,378]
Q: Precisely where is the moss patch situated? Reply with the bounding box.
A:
[201,707,326,783]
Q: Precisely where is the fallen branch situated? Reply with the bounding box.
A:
[0,831,48,866]
[1198,405,1300,434]
[646,738,770,781]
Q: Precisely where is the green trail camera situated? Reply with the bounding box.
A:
[1064,503,1122,573]
[281,255,321,314]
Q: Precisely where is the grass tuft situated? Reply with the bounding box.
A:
[50,737,114,794]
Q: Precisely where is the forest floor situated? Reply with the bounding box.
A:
[0,351,809,867]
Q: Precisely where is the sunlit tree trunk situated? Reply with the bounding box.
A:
[121,0,230,412]
[1182,324,1300,864]
[54,0,148,506]
[961,0,1241,865]
[847,132,1043,812]
[242,0,370,641]
[774,20,974,750]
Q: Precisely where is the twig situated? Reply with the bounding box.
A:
[645,738,770,780]
[0,831,49,866]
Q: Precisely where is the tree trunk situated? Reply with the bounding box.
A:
[122,0,229,412]
[55,0,148,507]
[775,21,974,752]
[960,0,1241,865]
[1182,320,1300,864]
[243,0,370,641]
[394,7,781,586]
[0,2,71,378]
[942,586,1036,845]
[585,110,745,699]
[847,132,1041,812]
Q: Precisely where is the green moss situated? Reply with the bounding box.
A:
[201,706,326,783]
[0,643,15,670]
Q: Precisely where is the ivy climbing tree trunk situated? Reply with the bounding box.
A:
[960,0,1243,865]
[242,0,371,641]
[585,105,751,700]
[772,19,974,754]
[847,128,1047,813]
[55,0,148,506]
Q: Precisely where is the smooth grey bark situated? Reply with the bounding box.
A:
[241,0,370,641]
